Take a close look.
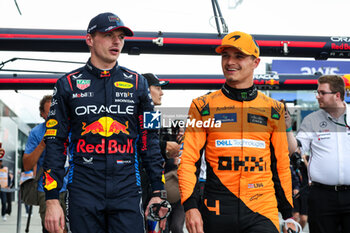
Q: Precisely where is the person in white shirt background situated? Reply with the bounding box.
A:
[286,75,350,233]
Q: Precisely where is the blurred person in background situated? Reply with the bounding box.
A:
[23,95,68,233]
[20,169,35,217]
[5,170,13,216]
[0,147,4,159]
[0,157,10,221]
[143,73,185,233]
[286,74,350,233]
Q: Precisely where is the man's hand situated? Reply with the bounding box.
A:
[166,141,180,158]
[45,199,65,233]
[145,196,169,230]
[173,157,180,166]
[293,189,299,196]
[285,111,292,129]
[185,208,204,233]
[283,222,297,233]
[282,218,301,233]
[39,139,46,149]
[176,132,184,143]
[23,139,46,171]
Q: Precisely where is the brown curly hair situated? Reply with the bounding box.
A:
[318,75,345,101]
[39,95,52,116]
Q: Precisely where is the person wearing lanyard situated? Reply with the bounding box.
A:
[0,158,9,221]
[285,74,350,233]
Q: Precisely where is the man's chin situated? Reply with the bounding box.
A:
[225,79,239,86]
[224,74,238,81]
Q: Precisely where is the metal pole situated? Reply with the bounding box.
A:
[14,126,18,202]
[211,0,221,35]
[213,0,228,33]
[16,188,22,233]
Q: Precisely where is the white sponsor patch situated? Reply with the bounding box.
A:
[316,132,331,140]
[215,139,266,149]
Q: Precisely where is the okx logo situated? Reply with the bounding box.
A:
[144,110,161,129]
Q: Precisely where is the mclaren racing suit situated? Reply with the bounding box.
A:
[43,60,164,233]
[178,84,293,233]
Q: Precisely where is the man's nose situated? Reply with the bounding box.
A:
[227,56,238,65]
[112,36,122,44]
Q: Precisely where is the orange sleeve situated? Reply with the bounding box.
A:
[178,100,207,210]
[270,102,293,219]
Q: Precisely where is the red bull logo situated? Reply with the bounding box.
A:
[109,120,129,135]
[100,70,110,78]
[44,170,57,191]
[265,79,279,85]
[81,117,129,136]
[253,74,280,88]
[77,138,134,154]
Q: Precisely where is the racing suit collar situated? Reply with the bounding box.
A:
[221,83,258,101]
[85,59,118,78]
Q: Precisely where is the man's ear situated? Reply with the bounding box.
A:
[254,57,261,68]
[336,92,341,100]
[86,34,93,47]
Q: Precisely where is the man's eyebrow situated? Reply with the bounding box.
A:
[235,51,247,56]
[221,51,246,56]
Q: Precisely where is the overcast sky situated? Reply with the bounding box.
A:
[0,0,349,123]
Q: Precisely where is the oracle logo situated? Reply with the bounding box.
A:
[331,36,350,43]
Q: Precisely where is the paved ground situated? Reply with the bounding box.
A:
[0,201,42,233]
[1,200,309,233]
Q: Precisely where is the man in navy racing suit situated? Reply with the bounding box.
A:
[43,12,166,233]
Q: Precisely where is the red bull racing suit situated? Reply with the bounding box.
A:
[43,60,164,233]
[178,84,293,233]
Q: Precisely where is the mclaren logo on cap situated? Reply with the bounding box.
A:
[229,35,241,41]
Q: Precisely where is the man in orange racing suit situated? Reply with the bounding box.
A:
[178,31,294,233]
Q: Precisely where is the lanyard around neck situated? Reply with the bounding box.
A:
[327,114,350,129]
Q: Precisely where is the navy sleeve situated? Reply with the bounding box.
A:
[137,75,165,191]
[43,77,70,200]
